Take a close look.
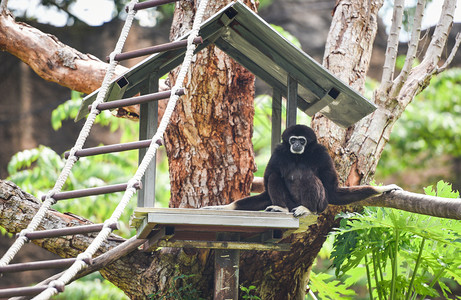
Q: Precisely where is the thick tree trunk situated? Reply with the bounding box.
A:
[165,0,257,208]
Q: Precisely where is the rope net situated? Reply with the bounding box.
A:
[0,0,209,298]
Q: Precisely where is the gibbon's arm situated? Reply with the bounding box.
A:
[314,149,401,205]
[330,184,402,205]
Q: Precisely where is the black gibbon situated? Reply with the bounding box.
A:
[203,124,400,217]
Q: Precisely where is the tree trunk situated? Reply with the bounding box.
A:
[165,0,258,208]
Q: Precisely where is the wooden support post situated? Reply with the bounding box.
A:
[138,74,159,208]
[214,233,240,300]
[286,75,298,127]
[271,89,282,153]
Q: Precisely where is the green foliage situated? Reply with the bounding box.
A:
[54,273,129,300]
[240,285,261,299]
[330,181,461,299]
[309,272,356,299]
[271,24,301,48]
[377,68,461,177]
[149,274,204,300]
[51,91,82,130]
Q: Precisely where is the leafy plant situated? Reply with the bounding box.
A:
[53,273,129,300]
[240,285,261,300]
[330,181,461,299]
[377,68,461,177]
[309,271,356,299]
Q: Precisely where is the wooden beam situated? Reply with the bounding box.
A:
[138,74,159,208]
[287,75,297,127]
[304,87,340,116]
[214,233,240,300]
[271,89,282,153]
[156,240,291,251]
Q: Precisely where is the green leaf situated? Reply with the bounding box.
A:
[309,272,356,299]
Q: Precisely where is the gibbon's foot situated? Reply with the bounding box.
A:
[376,184,402,194]
[291,206,313,218]
[265,205,289,213]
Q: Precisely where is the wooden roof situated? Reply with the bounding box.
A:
[77,1,376,127]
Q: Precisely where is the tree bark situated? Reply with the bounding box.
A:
[0,10,125,94]
[165,0,257,208]
[0,8,159,118]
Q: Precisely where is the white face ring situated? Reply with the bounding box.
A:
[289,136,307,154]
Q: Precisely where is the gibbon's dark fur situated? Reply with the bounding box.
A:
[205,125,398,216]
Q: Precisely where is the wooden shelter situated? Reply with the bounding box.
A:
[75,1,376,298]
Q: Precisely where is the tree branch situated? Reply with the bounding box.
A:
[359,190,461,220]
[437,32,461,73]
[391,0,426,97]
[0,8,171,120]
[423,0,457,64]
[0,180,152,297]
[251,177,461,219]
[0,0,7,15]
[379,0,404,93]
[0,9,126,94]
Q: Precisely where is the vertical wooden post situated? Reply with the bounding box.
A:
[287,75,298,127]
[271,89,282,153]
[137,74,159,208]
[214,233,240,300]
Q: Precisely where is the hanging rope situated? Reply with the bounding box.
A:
[32,0,209,298]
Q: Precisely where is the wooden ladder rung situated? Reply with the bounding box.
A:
[88,88,185,112]
[127,0,178,12]
[16,223,119,240]
[64,139,154,159]
[0,284,64,298]
[0,257,91,273]
[107,37,203,62]
[41,182,142,201]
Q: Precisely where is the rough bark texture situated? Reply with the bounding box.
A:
[165,0,258,208]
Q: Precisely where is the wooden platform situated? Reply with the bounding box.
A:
[131,208,317,251]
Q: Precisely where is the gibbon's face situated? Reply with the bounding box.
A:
[289,136,307,154]
[282,125,318,155]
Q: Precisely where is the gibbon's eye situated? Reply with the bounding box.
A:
[289,136,306,145]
